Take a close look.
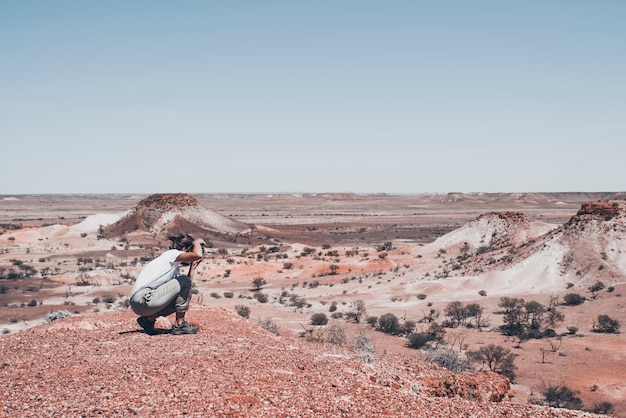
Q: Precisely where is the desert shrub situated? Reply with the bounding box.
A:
[588,281,605,300]
[352,333,375,353]
[210,292,221,299]
[283,262,293,270]
[443,301,485,329]
[567,326,579,335]
[402,320,417,334]
[310,312,329,326]
[92,297,101,304]
[542,385,582,410]
[258,317,279,335]
[329,301,337,312]
[497,297,563,344]
[593,314,620,333]
[478,289,487,297]
[467,344,517,382]
[444,301,468,327]
[426,322,446,343]
[325,323,347,345]
[251,277,267,291]
[344,300,367,323]
[253,292,268,303]
[424,347,471,372]
[366,316,378,327]
[416,293,427,300]
[376,313,401,335]
[235,305,250,319]
[289,294,308,311]
[27,299,38,307]
[223,291,234,298]
[45,310,71,322]
[0,285,9,294]
[591,401,614,414]
[563,293,585,306]
[407,332,431,349]
[102,295,116,304]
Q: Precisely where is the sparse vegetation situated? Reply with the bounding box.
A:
[310,312,328,326]
[424,347,470,372]
[588,280,605,300]
[258,317,279,335]
[251,277,267,291]
[592,314,620,333]
[497,297,563,345]
[467,344,517,382]
[541,385,582,410]
[253,291,268,303]
[45,310,71,322]
[562,293,585,306]
[235,305,250,319]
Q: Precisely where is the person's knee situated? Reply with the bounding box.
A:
[176,275,191,289]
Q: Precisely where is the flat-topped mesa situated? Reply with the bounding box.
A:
[574,200,624,221]
[136,193,200,211]
[475,211,530,224]
[105,193,250,237]
[132,193,201,230]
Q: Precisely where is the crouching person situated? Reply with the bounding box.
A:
[130,234,205,335]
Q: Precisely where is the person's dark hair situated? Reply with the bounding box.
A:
[169,234,195,251]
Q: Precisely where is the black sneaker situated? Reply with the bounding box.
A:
[171,320,199,335]
[137,316,156,334]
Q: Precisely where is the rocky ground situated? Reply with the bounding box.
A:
[0,306,602,417]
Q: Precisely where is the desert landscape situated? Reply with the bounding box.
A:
[1,192,625,417]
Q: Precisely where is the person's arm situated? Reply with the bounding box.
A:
[174,238,206,263]
[187,258,202,279]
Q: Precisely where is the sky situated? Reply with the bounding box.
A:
[1,1,625,195]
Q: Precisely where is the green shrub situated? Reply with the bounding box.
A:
[591,401,614,414]
[424,347,470,372]
[253,292,268,303]
[563,293,585,306]
[325,323,347,345]
[258,317,279,335]
[407,332,431,349]
[467,344,517,382]
[235,305,250,319]
[45,310,71,322]
[251,277,267,291]
[102,295,116,304]
[376,313,401,335]
[310,313,329,326]
[542,385,582,410]
[593,315,620,333]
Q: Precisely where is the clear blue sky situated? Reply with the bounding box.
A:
[1,1,624,194]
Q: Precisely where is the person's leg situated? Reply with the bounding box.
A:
[154,275,191,325]
[130,276,186,318]
[131,275,197,333]
[168,275,199,334]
